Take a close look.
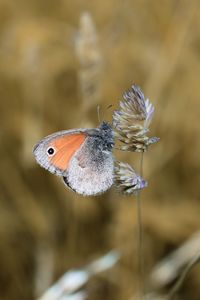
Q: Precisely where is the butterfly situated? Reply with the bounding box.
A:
[33,122,114,196]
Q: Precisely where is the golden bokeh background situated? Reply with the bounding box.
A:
[0,0,200,299]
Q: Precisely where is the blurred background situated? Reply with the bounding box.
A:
[0,0,200,299]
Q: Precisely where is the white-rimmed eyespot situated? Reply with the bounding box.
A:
[47,147,56,156]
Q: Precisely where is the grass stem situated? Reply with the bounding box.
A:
[136,151,144,299]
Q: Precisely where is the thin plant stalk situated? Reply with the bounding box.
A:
[136,151,144,299]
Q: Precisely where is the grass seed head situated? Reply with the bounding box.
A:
[112,84,159,152]
[114,161,147,194]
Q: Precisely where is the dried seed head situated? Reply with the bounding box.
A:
[114,161,147,194]
[112,84,159,152]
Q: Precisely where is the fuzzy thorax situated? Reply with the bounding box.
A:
[88,121,114,152]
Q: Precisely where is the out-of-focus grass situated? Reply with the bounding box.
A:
[0,0,200,299]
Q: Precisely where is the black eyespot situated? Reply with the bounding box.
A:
[47,147,55,156]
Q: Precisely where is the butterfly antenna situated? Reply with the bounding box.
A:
[97,104,113,124]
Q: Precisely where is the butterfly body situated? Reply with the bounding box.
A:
[33,122,114,196]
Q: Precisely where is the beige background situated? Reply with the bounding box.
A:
[0,0,200,299]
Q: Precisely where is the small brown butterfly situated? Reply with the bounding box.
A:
[33,122,114,196]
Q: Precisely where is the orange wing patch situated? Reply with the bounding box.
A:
[49,133,86,170]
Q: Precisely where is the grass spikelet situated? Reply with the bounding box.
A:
[113,84,159,152]
[114,161,147,194]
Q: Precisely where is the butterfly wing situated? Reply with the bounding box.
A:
[33,129,87,176]
[62,136,114,196]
